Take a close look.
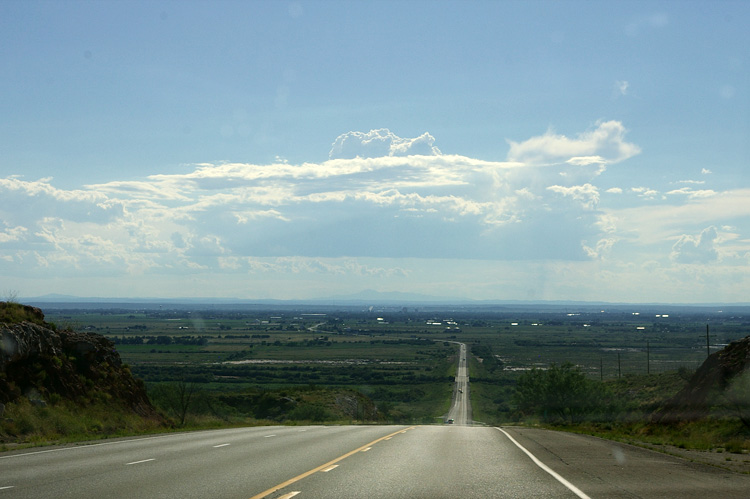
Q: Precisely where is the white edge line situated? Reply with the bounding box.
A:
[0,433,176,460]
[0,486,14,490]
[496,428,591,499]
[0,427,279,460]
[125,458,155,466]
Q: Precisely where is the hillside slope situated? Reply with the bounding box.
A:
[653,335,750,424]
[0,302,160,420]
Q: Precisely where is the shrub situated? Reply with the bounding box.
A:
[514,362,617,424]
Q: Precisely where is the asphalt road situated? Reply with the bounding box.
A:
[4,424,750,498]
[444,341,471,425]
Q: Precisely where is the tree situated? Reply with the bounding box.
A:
[514,362,613,424]
[150,380,199,426]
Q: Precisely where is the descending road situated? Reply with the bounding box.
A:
[444,341,471,425]
[4,344,750,497]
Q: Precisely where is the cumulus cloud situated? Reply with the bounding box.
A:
[329,128,441,159]
[547,183,600,209]
[0,122,675,280]
[631,186,660,199]
[583,237,617,259]
[671,226,719,264]
[4,121,749,301]
[0,224,27,244]
[506,120,640,167]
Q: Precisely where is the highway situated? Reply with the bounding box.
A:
[3,343,750,497]
[444,341,471,425]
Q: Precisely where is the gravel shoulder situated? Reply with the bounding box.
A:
[626,439,750,474]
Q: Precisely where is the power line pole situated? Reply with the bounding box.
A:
[706,324,710,359]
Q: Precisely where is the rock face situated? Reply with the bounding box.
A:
[653,335,750,423]
[0,303,159,418]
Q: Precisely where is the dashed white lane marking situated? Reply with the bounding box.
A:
[125,458,155,466]
[278,492,301,499]
[320,465,339,472]
[0,486,14,490]
[496,428,591,499]
[361,447,372,452]
[264,435,276,438]
[213,443,230,448]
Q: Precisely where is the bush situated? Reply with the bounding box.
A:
[514,362,617,424]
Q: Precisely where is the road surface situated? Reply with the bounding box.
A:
[3,424,750,498]
[444,341,471,425]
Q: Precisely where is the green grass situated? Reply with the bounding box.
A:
[0,397,165,448]
[0,301,49,327]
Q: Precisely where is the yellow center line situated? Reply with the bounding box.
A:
[248,426,416,499]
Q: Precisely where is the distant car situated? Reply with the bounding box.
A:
[446,418,454,424]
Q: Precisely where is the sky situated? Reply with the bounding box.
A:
[1,0,749,303]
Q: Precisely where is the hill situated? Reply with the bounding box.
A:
[653,335,750,425]
[1,301,164,443]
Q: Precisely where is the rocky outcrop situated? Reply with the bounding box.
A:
[653,335,750,423]
[1,305,159,419]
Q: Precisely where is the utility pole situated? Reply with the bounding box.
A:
[706,324,711,359]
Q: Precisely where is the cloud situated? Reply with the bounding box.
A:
[506,120,641,167]
[8,122,713,285]
[547,183,599,209]
[0,177,125,227]
[0,224,27,244]
[666,187,717,199]
[631,186,660,199]
[671,226,719,264]
[613,80,629,97]
[602,189,750,256]
[583,237,617,259]
[329,128,441,159]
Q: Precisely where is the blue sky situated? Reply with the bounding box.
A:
[1,0,748,303]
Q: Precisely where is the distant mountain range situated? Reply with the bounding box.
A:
[19,291,750,312]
